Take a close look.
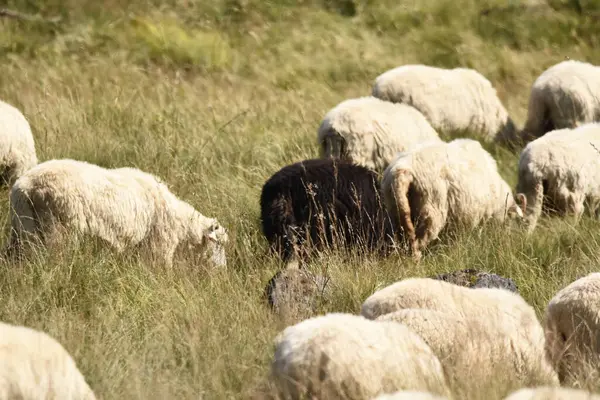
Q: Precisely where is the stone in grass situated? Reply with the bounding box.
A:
[431,268,518,293]
[264,268,332,322]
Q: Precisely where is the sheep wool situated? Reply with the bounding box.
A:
[271,313,450,400]
[318,96,441,171]
[515,122,600,233]
[0,322,96,400]
[504,386,600,400]
[361,278,537,325]
[381,138,524,261]
[260,158,395,267]
[7,159,228,267]
[544,272,600,385]
[0,99,37,186]
[372,64,516,144]
[377,308,559,399]
[371,391,448,400]
[522,60,600,143]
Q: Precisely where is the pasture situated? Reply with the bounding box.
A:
[1,0,600,398]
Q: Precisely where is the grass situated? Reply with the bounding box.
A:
[1,0,600,398]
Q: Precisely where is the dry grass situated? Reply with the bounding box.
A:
[1,0,600,398]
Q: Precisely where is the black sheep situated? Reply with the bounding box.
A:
[260,158,396,264]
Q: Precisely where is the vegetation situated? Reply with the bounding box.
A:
[1,0,600,398]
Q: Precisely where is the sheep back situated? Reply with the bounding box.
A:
[372,65,515,143]
[0,322,95,399]
[0,99,37,185]
[522,60,600,141]
[271,313,450,400]
[318,96,440,171]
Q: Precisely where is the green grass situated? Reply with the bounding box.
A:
[1,0,600,398]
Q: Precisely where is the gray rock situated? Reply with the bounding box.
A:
[264,268,332,322]
[431,268,518,293]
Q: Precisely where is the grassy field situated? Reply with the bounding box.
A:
[2,0,600,398]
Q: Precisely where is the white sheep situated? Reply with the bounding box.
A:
[377,308,559,398]
[522,60,600,143]
[360,277,555,383]
[6,159,229,267]
[371,391,448,400]
[0,99,37,186]
[318,96,442,171]
[544,272,600,385]
[271,313,450,400]
[371,64,517,144]
[381,138,524,261]
[504,386,600,400]
[361,277,539,327]
[0,321,96,399]
[515,123,600,233]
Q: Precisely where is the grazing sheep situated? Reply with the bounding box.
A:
[371,391,448,400]
[318,96,441,171]
[0,99,38,186]
[544,272,600,385]
[377,308,558,399]
[7,159,228,267]
[271,313,450,400]
[515,123,600,233]
[260,158,395,267]
[0,321,96,399]
[360,277,543,335]
[521,60,600,143]
[263,268,332,323]
[504,386,600,400]
[371,64,516,144]
[431,268,518,292]
[381,139,524,261]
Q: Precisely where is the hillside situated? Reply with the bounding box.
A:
[1,0,600,398]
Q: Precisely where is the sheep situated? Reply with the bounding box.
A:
[515,123,600,233]
[0,321,96,399]
[260,158,395,268]
[431,268,518,292]
[377,308,559,399]
[360,277,538,326]
[317,96,442,172]
[543,272,600,385]
[0,99,38,186]
[381,138,524,261]
[504,386,600,400]
[521,60,600,144]
[271,313,450,400]
[371,64,517,144]
[263,267,333,323]
[371,391,448,400]
[6,158,229,267]
[360,278,552,371]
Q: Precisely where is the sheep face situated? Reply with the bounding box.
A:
[203,220,229,267]
[507,193,527,220]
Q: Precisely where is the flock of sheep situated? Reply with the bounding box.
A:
[0,57,599,398]
[261,59,600,399]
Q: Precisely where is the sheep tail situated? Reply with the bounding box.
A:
[391,168,418,258]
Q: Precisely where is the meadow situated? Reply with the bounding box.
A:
[1,0,600,398]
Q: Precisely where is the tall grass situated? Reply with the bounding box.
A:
[1,0,600,398]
